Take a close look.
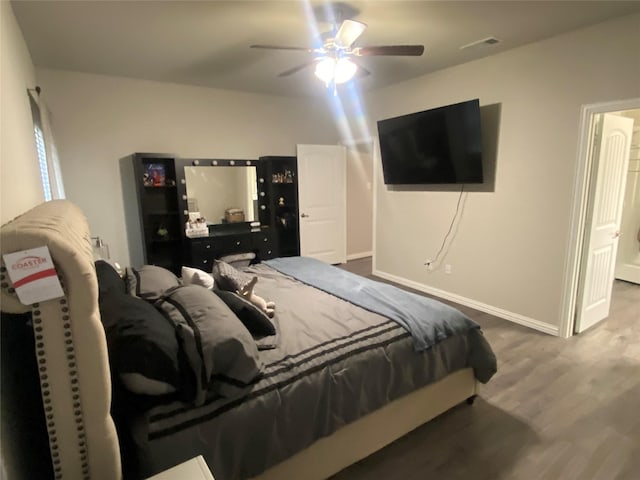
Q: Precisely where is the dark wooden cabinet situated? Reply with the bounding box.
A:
[122,153,290,274]
[121,153,183,274]
[251,229,278,260]
[257,156,300,257]
[187,228,277,270]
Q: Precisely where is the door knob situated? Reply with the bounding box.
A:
[301,213,309,218]
[613,231,621,239]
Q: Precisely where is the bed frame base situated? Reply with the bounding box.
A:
[251,368,478,480]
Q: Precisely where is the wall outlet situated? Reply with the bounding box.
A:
[445,264,452,274]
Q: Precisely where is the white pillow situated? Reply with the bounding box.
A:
[181,266,215,290]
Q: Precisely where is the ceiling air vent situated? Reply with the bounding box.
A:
[459,37,501,50]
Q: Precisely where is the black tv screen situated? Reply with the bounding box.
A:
[377,99,484,184]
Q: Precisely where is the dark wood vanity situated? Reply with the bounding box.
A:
[121,153,299,274]
[188,229,278,270]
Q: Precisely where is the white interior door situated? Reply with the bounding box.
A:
[297,144,346,264]
[575,113,634,333]
[614,123,640,284]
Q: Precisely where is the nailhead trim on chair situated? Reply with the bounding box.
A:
[31,292,91,480]
[0,265,16,297]
[0,266,16,295]
[31,303,63,478]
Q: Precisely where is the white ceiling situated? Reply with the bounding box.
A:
[12,0,640,98]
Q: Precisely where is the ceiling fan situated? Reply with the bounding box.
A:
[250,19,424,85]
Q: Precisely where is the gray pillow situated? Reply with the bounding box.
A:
[213,289,279,350]
[155,285,263,405]
[125,265,181,301]
[95,260,126,296]
[211,260,254,292]
[98,290,184,397]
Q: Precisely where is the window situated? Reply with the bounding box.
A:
[28,90,65,201]
[33,120,52,201]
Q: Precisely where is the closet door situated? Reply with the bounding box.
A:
[614,131,640,284]
[576,114,633,332]
[296,144,346,265]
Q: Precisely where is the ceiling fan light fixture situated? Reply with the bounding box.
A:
[314,57,357,85]
[314,57,335,84]
[335,58,357,84]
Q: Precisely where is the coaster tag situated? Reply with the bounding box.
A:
[3,246,64,305]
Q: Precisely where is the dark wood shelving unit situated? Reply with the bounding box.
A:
[121,153,183,274]
[258,156,300,257]
[122,153,300,273]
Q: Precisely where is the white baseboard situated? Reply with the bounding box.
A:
[347,251,373,261]
[372,269,560,336]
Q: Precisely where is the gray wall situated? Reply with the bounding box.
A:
[346,143,374,258]
[1,1,43,224]
[35,68,340,265]
[367,13,640,332]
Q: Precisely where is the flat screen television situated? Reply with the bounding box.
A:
[377,99,484,185]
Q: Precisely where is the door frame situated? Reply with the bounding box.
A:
[340,137,375,261]
[559,97,640,338]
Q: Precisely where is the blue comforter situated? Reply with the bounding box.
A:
[264,256,480,351]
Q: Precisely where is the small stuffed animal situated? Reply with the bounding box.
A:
[239,276,276,318]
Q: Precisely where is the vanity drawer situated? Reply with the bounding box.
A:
[189,233,257,269]
[251,230,278,260]
[215,234,252,254]
[190,238,217,257]
[191,254,214,270]
[189,238,215,270]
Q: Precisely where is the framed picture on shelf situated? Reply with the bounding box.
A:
[143,163,166,186]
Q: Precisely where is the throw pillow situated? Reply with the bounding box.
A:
[213,289,276,338]
[155,285,263,405]
[95,260,125,297]
[98,290,187,397]
[211,260,254,293]
[125,265,181,301]
[181,266,215,290]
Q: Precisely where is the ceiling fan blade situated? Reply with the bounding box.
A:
[250,44,313,52]
[277,59,320,77]
[357,64,371,77]
[356,63,371,77]
[354,45,425,56]
[334,19,367,48]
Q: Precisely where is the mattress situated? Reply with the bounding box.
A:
[133,262,497,480]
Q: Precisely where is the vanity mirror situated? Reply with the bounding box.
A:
[181,161,258,226]
[122,154,277,275]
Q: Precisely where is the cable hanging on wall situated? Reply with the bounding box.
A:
[27,86,41,96]
[424,184,467,272]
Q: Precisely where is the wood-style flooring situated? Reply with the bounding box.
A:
[332,257,640,480]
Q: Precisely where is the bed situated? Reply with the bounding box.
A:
[0,200,497,480]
